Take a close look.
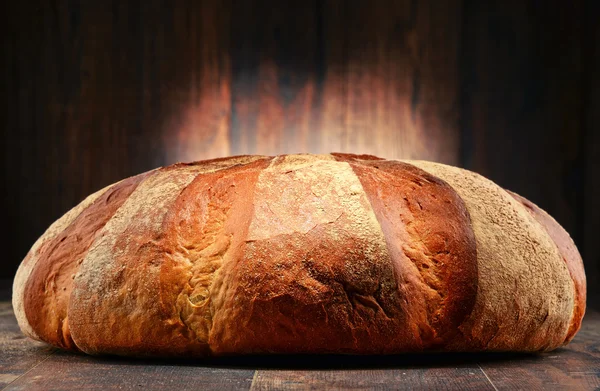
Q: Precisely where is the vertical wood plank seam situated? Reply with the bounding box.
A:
[0,349,57,391]
[312,0,325,154]
[248,369,259,390]
[458,0,474,170]
[477,363,499,391]
[579,0,596,265]
[226,0,235,158]
[341,1,350,154]
[582,0,600,308]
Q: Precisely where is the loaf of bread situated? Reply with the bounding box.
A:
[12,153,586,356]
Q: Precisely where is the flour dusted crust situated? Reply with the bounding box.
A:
[506,190,586,344]
[407,161,579,351]
[13,154,585,356]
[12,182,116,342]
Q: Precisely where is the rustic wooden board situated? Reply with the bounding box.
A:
[251,367,494,390]
[0,302,56,389]
[1,299,599,391]
[479,311,600,390]
[0,323,56,389]
[4,352,255,391]
[0,302,15,324]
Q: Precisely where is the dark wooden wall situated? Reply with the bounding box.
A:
[2,1,598,307]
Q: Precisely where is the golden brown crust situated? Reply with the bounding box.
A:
[333,154,478,349]
[407,161,576,352]
[161,157,273,353]
[13,183,115,341]
[209,155,403,354]
[23,172,149,349]
[68,165,216,355]
[506,190,586,344]
[13,153,586,356]
[68,156,272,356]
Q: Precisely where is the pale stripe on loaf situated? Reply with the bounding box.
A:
[407,160,574,351]
[68,165,212,355]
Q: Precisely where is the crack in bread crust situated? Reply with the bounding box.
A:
[408,160,575,351]
[333,154,478,349]
[161,158,272,350]
[22,172,150,350]
[13,182,117,342]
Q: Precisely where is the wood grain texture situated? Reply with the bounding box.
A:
[250,367,495,390]
[0,303,56,389]
[163,0,233,163]
[479,311,600,390]
[1,299,599,390]
[4,353,255,391]
[4,0,169,280]
[459,0,585,257]
[3,0,229,280]
[320,0,463,164]
[229,1,319,156]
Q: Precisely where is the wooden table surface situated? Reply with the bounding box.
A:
[1,300,598,391]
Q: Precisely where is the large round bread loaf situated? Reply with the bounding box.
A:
[12,153,586,356]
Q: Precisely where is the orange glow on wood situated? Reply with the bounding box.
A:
[166,1,461,165]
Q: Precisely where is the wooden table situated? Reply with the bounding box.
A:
[1,300,598,391]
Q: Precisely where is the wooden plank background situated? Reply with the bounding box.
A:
[1,299,599,390]
[1,0,598,307]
